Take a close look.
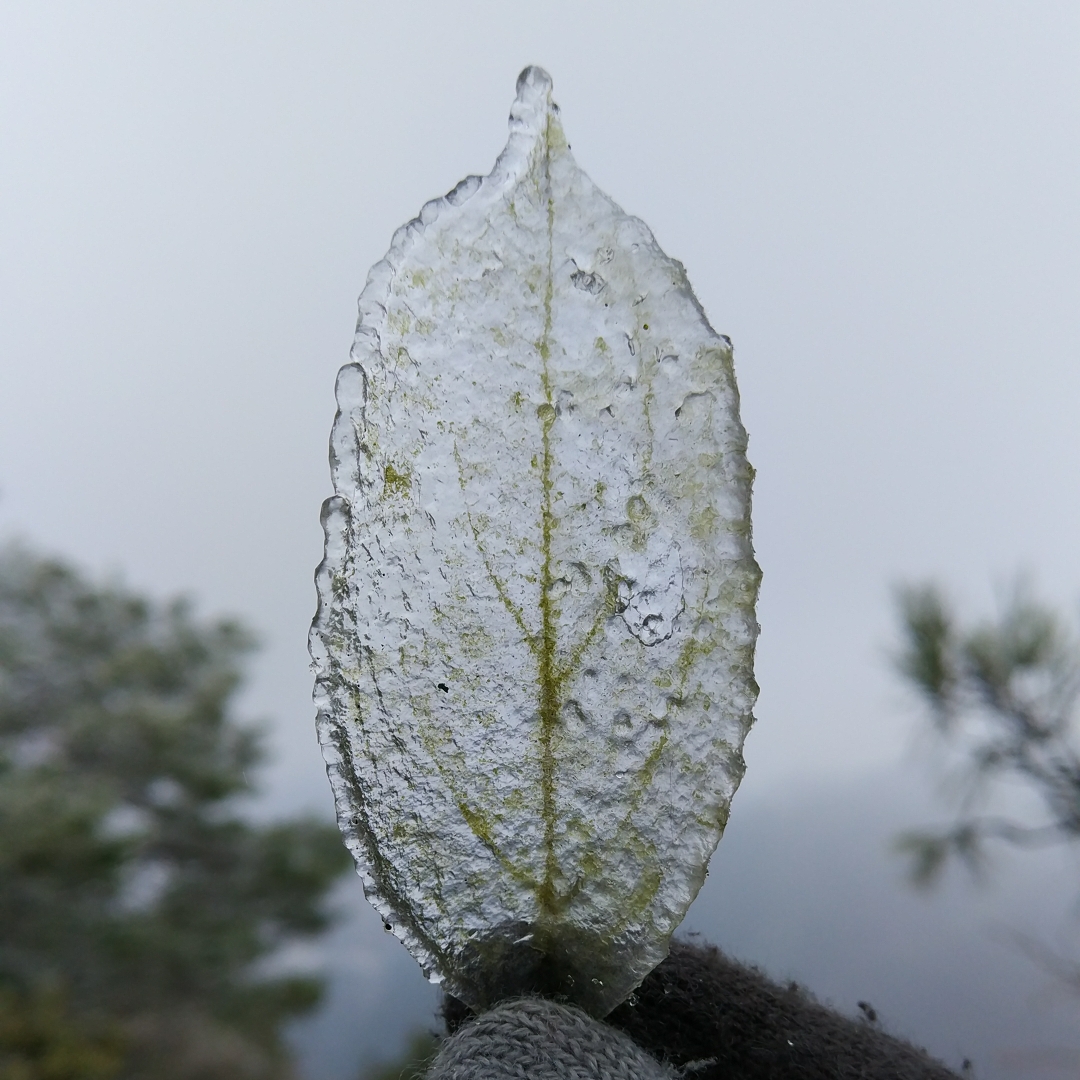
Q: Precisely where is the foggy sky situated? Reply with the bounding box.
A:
[2,3,1079,1076]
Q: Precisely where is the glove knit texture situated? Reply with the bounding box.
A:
[443,940,962,1080]
[428,997,675,1080]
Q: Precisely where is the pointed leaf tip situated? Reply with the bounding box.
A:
[510,66,556,138]
[516,64,553,99]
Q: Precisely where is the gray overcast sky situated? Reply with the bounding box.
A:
[2,1,1076,806]
[1,3,1079,1072]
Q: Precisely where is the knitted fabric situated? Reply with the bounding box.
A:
[443,940,962,1080]
[428,997,675,1080]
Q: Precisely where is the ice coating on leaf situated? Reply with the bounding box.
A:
[310,66,760,1017]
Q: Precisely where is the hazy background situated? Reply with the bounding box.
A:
[2,3,1078,1076]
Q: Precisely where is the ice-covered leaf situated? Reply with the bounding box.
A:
[311,66,760,1017]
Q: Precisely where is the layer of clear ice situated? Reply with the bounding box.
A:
[311,66,760,1017]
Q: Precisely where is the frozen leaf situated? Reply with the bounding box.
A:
[311,66,760,1017]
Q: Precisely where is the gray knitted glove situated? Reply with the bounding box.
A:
[428,998,676,1080]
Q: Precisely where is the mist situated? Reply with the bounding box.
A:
[2,3,1078,1076]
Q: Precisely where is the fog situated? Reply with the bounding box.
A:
[2,3,1078,1076]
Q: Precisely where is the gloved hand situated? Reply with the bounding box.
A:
[437,940,964,1080]
[429,997,674,1080]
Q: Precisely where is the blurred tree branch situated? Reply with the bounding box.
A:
[893,581,1080,887]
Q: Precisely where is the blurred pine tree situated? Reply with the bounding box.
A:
[894,581,1080,992]
[0,544,351,1079]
